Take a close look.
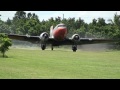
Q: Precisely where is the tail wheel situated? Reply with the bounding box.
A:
[51,45,53,50]
[72,45,77,52]
[41,44,46,50]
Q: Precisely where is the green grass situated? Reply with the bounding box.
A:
[0,47,120,79]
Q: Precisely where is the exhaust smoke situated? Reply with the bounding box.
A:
[77,43,116,51]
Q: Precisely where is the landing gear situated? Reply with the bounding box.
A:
[51,44,53,50]
[41,44,46,50]
[72,45,77,52]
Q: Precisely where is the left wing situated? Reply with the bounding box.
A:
[60,38,117,45]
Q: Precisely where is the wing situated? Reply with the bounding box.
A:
[7,34,40,43]
[7,34,117,45]
[78,38,117,44]
[7,34,55,44]
[57,38,117,45]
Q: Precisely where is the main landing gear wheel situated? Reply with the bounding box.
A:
[41,44,46,50]
[72,45,77,52]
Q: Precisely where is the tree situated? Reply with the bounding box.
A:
[0,14,1,20]
[0,20,11,34]
[97,18,106,26]
[13,11,26,20]
[0,34,12,57]
[27,13,32,19]
[92,18,97,25]
[5,18,12,25]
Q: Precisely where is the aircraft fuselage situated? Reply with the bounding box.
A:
[52,23,67,41]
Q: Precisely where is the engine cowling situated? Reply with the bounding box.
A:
[72,34,80,42]
[39,32,49,41]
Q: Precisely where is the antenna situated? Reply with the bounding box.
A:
[63,14,64,20]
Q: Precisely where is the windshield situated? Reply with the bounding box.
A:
[58,24,66,27]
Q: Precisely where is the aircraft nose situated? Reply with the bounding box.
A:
[53,27,67,41]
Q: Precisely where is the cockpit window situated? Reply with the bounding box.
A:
[54,24,66,30]
[58,24,66,27]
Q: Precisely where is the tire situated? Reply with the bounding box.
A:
[41,44,46,50]
[72,45,77,52]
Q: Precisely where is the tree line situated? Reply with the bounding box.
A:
[0,11,120,39]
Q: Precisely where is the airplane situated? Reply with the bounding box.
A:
[6,23,118,52]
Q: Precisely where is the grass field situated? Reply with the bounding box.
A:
[0,47,120,79]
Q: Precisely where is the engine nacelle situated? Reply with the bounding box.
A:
[72,34,80,42]
[39,32,49,41]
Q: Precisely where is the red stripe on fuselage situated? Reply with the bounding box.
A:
[53,27,67,41]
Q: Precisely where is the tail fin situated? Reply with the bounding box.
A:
[50,26,54,38]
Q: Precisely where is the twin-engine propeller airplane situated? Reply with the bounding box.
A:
[7,23,118,52]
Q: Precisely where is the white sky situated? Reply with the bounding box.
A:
[0,11,120,24]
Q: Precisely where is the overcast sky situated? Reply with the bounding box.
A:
[0,11,120,24]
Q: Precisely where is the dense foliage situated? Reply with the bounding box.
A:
[0,11,120,39]
[0,34,12,57]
